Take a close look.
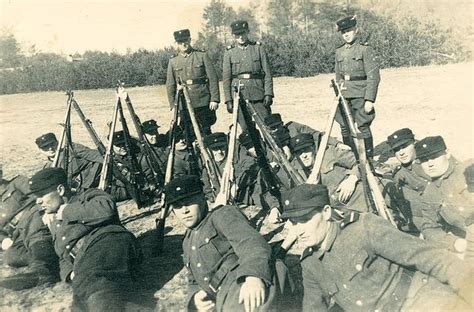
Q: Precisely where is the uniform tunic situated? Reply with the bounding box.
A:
[300,213,472,311]
[183,205,275,311]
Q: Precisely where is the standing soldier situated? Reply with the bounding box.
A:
[334,16,381,159]
[223,20,274,120]
[166,29,220,136]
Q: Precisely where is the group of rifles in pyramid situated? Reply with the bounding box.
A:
[1,16,473,312]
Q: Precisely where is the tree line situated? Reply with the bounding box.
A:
[0,0,470,95]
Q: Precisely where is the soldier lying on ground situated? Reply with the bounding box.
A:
[35,132,103,191]
[281,183,473,311]
[0,173,60,291]
[164,175,293,312]
[400,136,474,253]
[29,167,141,311]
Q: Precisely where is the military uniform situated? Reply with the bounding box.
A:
[166,29,220,135]
[28,168,141,311]
[223,21,273,120]
[280,184,473,312]
[164,175,291,311]
[36,132,103,192]
[334,16,380,158]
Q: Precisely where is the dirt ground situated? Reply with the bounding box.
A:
[0,62,472,311]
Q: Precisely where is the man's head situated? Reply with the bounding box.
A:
[204,132,228,163]
[173,29,192,53]
[290,133,316,168]
[112,130,128,156]
[164,175,207,229]
[29,168,68,214]
[230,20,250,45]
[142,119,160,145]
[415,136,450,179]
[336,16,358,44]
[281,184,332,248]
[35,133,58,158]
[387,128,416,165]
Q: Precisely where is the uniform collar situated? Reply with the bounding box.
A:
[300,222,339,261]
[433,157,457,187]
[180,47,194,57]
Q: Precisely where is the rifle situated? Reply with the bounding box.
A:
[331,79,396,225]
[214,82,242,206]
[69,91,137,196]
[52,93,73,168]
[116,97,148,207]
[306,86,341,184]
[240,99,282,199]
[245,101,305,186]
[179,77,221,194]
[177,90,201,176]
[118,83,165,191]
[98,96,121,191]
[156,90,180,249]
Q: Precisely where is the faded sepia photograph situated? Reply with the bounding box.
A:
[0,0,473,311]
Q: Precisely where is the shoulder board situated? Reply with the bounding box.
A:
[193,48,205,53]
[300,246,315,261]
[247,41,258,46]
[226,45,234,50]
[255,41,261,45]
[340,210,360,229]
[359,41,369,46]
[335,42,345,49]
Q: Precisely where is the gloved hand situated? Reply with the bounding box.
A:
[264,95,273,107]
[226,100,233,113]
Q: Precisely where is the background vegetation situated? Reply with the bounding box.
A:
[0,0,471,94]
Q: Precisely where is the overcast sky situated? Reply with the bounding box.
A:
[1,0,251,54]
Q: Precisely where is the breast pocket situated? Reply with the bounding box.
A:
[193,63,205,77]
[252,57,262,73]
[231,61,240,73]
[173,67,183,77]
[351,52,365,72]
[197,227,223,260]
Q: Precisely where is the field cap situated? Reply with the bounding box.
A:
[164,175,203,206]
[387,128,415,150]
[415,136,447,162]
[290,133,315,153]
[281,184,330,219]
[35,133,57,150]
[231,20,249,35]
[173,29,190,43]
[336,15,357,32]
[29,167,67,197]
[204,132,227,150]
[142,119,159,134]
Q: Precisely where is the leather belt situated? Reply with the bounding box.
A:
[69,236,86,261]
[233,73,264,80]
[343,74,367,81]
[208,253,239,294]
[185,78,208,85]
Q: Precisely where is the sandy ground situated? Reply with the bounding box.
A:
[0,62,472,311]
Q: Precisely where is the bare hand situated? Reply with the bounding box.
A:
[193,290,215,311]
[336,143,352,151]
[239,276,266,312]
[1,238,13,251]
[209,101,219,111]
[283,146,292,160]
[364,101,374,113]
[268,207,282,224]
[337,174,358,203]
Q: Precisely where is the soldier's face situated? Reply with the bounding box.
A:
[211,147,227,163]
[176,39,191,53]
[291,206,332,248]
[233,31,249,45]
[394,142,416,165]
[420,153,450,179]
[36,186,65,214]
[39,143,58,158]
[172,194,207,229]
[113,145,127,156]
[145,132,158,145]
[296,147,316,168]
[341,27,357,43]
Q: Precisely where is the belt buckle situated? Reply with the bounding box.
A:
[209,284,218,293]
[242,74,251,79]
[186,79,193,85]
[344,74,350,80]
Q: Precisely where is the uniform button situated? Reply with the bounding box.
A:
[62,236,66,241]
[356,300,363,306]
[192,246,196,250]
[331,194,336,199]
[197,263,202,268]
[205,238,209,243]
[56,223,61,227]
[343,284,347,289]
[355,264,362,271]
[422,278,428,283]
[309,248,313,253]
[204,277,209,282]
[66,245,70,249]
